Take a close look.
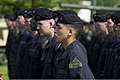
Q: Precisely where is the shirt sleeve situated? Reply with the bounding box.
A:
[69,50,94,79]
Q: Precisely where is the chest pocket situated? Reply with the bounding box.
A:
[29,49,40,59]
[56,69,68,78]
[55,57,69,78]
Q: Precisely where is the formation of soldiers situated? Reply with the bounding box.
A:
[80,12,120,79]
[4,7,120,79]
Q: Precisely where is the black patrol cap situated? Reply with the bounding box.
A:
[106,13,112,20]
[34,9,53,21]
[23,9,33,18]
[17,9,25,16]
[93,13,107,22]
[23,8,49,20]
[4,13,17,21]
[114,16,120,25]
[9,14,17,21]
[23,8,49,18]
[56,14,83,25]
[111,12,120,23]
[52,10,77,20]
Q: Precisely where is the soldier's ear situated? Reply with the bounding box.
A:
[49,22,54,29]
[50,22,52,26]
[69,29,73,33]
[68,28,74,36]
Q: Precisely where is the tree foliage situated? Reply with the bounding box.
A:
[97,0,120,6]
[0,0,81,15]
[0,0,119,15]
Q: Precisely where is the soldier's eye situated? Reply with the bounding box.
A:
[38,23,42,25]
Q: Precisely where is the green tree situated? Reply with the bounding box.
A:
[0,0,31,15]
[0,0,81,15]
[97,0,120,6]
[0,0,119,16]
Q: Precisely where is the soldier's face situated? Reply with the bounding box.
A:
[106,19,114,32]
[5,19,13,28]
[24,18,32,27]
[54,23,69,43]
[106,19,114,27]
[37,20,54,36]
[95,22,108,33]
[16,16,25,28]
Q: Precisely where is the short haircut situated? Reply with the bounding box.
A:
[64,23,83,38]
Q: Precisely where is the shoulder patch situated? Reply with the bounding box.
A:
[69,58,82,68]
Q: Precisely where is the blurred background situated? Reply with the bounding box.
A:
[0,0,120,80]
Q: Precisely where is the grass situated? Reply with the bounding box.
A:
[0,65,9,80]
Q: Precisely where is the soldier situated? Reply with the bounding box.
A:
[78,20,93,51]
[34,9,62,79]
[106,13,115,33]
[113,16,120,79]
[4,13,17,79]
[87,13,109,78]
[104,13,120,79]
[21,8,48,79]
[13,9,26,56]
[52,13,94,79]
[13,8,33,78]
[103,12,120,79]
[96,13,115,79]
[8,9,25,79]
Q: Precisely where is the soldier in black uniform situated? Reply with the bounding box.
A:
[103,12,120,79]
[4,13,17,79]
[78,20,93,51]
[8,9,26,79]
[88,13,108,78]
[113,16,120,79]
[21,8,48,79]
[13,8,33,78]
[52,13,94,79]
[96,13,116,79]
[34,9,63,79]
[104,13,120,79]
